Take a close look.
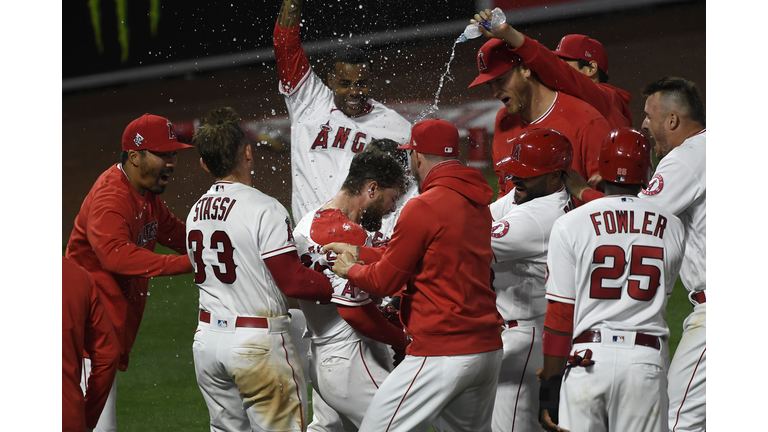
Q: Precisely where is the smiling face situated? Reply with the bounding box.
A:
[642,92,671,160]
[136,150,178,195]
[486,66,531,116]
[329,62,371,117]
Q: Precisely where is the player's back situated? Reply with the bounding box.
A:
[186,181,293,318]
[546,195,686,339]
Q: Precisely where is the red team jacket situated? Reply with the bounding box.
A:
[62,257,120,431]
[348,161,504,356]
[66,164,192,370]
[513,34,633,129]
[492,92,612,198]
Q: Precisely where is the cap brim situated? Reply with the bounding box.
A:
[468,73,495,88]
[396,143,414,150]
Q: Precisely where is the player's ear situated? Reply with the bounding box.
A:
[199,158,211,173]
[327,72,335,88]
[586,60,599,78]
[366,181,378,198]
[127,150,142,167]
[667,112,680,130]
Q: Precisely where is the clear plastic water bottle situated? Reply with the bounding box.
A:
[456,8,507,43]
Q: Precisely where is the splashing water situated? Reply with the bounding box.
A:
[416,40,459,122]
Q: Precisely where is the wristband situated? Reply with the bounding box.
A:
[542,330,571,357]
[539,372,564,425]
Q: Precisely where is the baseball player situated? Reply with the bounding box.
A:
[65,113,195,432]
[467,27,612,201]
[185,107,337,431]
[563,78,707,431]
[325,119,504,432]
[62,257,120,432]
[540,127,686,432]
[293,149,410,431]
[488,128,574,432]
[471,9,631,129]
[274,0,412,223]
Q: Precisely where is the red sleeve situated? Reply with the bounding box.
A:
[581,188,604,203]
[83,277,120,428]
[264,250,333,302]
[578,118,612,180]
[543,300,575,334]
[156,201,189,256]
[348,200,432,297]
[87,194,193,277]
[358,245,386,264]
[337,302,407,350]
[273,21,312,94]
[514,34,617,125]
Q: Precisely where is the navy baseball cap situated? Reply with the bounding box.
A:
[397,119,459,157]
[121,113,194,152]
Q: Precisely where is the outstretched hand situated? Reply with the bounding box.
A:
[470,9,523,48]
[321,242,359,259]
[331,251,362,279]
[565,169,591,201]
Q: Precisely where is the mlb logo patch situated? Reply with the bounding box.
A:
[218,320,228,328]
[612,335,625,343]
[444,147,453,153]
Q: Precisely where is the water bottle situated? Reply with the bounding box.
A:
[456,8,507,43]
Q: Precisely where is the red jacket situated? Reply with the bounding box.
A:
[62,257,120,431]
[491,92,612,200]
[513,34,633,129]
[348,161,503,356]
[66,164,192,370]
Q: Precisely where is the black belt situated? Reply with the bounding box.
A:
[573,330,660,350]
[199,310,268,328]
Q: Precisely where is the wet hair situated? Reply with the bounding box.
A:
[341,149,405,196]
[364,139,408,172]
[641,77,705,126]
[576,58,609,83]
[192,107,249,179]
[331,45,373,69]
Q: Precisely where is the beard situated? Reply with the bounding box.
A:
[360,199,387,232]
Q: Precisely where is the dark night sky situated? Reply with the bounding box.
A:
[63,0,476,78]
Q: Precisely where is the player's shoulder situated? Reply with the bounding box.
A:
[552,92,609,124]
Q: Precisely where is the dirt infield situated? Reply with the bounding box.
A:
[62,1,705,243]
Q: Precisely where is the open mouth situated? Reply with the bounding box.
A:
[160,171,173,185]
[501,97,511,105]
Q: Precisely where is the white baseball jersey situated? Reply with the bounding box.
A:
[546,195,686,339]
[185,181,308,431]
[489,187,572,320]
[293,207,373,344]
[488,186,571,432]
[639,129,706,294]
[638,129,706,432]
[281,69,412,222]
[186,181,297,317]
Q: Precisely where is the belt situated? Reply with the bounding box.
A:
[693,291,706,306]
[199,310,268,328]
[506,320,518,328]
[573,330,660,350]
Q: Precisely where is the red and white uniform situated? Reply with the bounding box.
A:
[62,257,120,432]
[512,34,632,129]
[273,24,412,222]
[294,208,393,430]
[488,187,571,432]
[545,195,686,432]
[347,161,503,431]
[65,163,192,432]
[186,181,308,431]
[491,92,611,198]
[639,130,706,431]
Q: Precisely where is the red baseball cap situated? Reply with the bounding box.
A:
[121,113,194,152]
[397,119,459,157]
[553,34,609,73]
[468,39,522,88]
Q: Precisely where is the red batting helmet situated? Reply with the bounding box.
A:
[598,127,653,187]
[496,128,573,179]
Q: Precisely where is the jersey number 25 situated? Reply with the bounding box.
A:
[187,230,237,284]
[590,245,664,301]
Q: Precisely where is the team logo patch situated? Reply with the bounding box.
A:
[641,174,664,196]
[167,121,177,139]
[511,144,521,162]
[133,133,145,147]
[478,52,487,71]
[491,221,509,238]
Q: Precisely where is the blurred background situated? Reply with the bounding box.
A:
[63,0,706,242]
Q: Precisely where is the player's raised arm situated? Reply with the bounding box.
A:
[277,0,302,29]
